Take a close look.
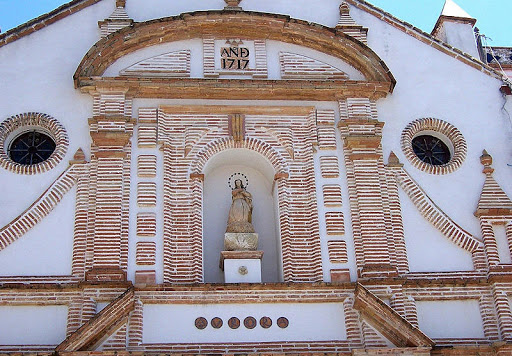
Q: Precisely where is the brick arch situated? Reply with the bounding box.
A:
[74,11,395,87]
[190,136,289,176]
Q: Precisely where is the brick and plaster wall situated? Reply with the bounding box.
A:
[0,0,512,354]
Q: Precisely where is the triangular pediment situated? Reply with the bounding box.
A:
[475,151,512,217]
[477,174,512,213]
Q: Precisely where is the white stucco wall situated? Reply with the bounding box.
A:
[416,299,485,339]
[399,187,474,272]
[441,21,480,59]
[126,0,341,29]
[142,302,346,343]
[0,1,112,244]
[0,305,68,345]
[0,186,75,276]
[351,5,511,241]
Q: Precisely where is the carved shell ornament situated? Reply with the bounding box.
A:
[228,172,249,190]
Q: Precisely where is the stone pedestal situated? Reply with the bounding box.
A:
[220,251,264,283]
[224,232,258,251]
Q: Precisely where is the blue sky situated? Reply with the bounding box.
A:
[0,0,511,46]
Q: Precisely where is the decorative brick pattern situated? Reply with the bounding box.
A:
[343,296,363,346]
[336,2,368,44]
[354,284,434,348]
[138,108,158,124]
[203,38,267,79]
[56,288,135,352]
[137,182,157,207]
[0,163,83,251]
[137,125,157,148]
[362,321,388,347]
[203,37,216,77]
[476,150,512,218]
[94,158,125,267]
[253,40,268,78]
[492,284,512,341]
[74,12,395,89]
[158,107,322,283]
[320,156,340,178]
[137,155,157,177]
[87,91,134,278]
[279,52,349,80]
[136,242,156,265]
[325,212,345,235]
[480,220,501,267]
[327,240,348,263]
[317,127,337,150]
[345,98,371,120]
[127,299,144,348]
[401,118,467,175]
[120,50,191,78]
[0,112,69,175]
[101,324,127,350]
[395,167,482,253]
[121,149,131,273]
[323,184,343,207]
[136,213,157,237]
[72,157,91,279]
[317,110,336,126]
[339,99,398,278]
[98,5,132,38]
[385,160,409,274]
[93,93,132,117]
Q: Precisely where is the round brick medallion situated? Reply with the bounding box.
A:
[195,317,208,329]
[244,316,257,329]
[277,317,289,329]
[260,316,272,329]
[211,317,223,329]
[228,317,240,329]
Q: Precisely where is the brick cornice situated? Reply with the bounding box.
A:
[74,11,395,89]
[79,77,392,101]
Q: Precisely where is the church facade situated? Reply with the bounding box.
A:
[0,0,512,354]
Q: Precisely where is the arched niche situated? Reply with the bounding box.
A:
[203,148,281,283]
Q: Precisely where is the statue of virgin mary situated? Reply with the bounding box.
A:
[226,179,255,233]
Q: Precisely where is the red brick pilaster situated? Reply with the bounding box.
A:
[492,284,512,341]
[85,91,134,282]
[162,141,203,284]
[338,99,396,279]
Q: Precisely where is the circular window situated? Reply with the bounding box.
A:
[411,134,451,166]
[401,118,466,175]
[8,130,57,165]
[0,113,68,174]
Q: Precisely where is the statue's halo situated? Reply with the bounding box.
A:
[228,172,249,190]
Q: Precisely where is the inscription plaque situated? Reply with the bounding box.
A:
[221,46,250,70]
